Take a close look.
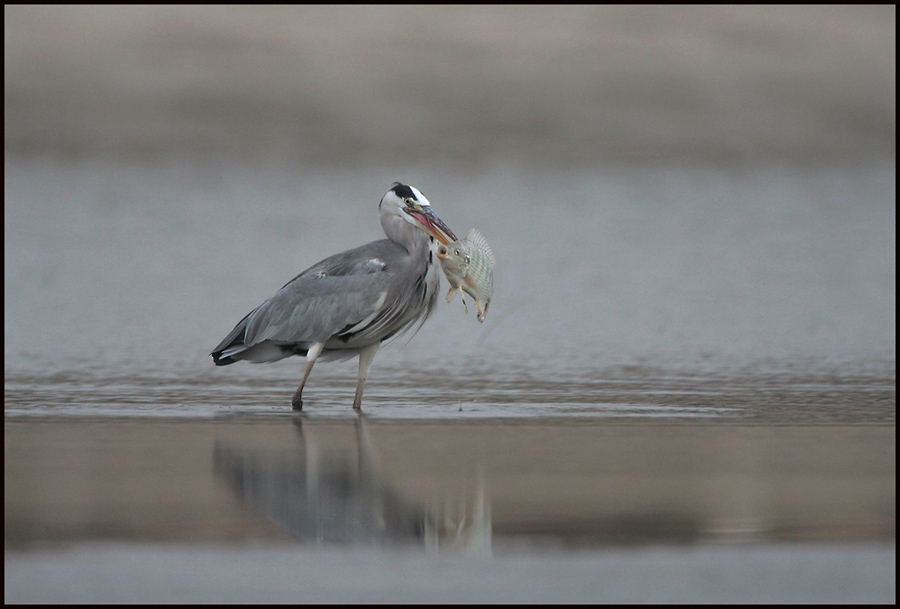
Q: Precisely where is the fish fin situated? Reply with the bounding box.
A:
[476,299,488,323]
[464,229,496,268]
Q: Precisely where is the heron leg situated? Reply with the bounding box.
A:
[352,342,381,410]
[292,342,325,411]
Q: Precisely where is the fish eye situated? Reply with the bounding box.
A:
[454,249,461,256]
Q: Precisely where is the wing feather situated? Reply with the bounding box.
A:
[242,239,404,346]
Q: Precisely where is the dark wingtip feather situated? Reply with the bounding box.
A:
[210,351,236,366]
[210,309,253,366]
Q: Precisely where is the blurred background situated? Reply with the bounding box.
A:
[4,5,895,166]
[4,6,895,603]
[4,5,895,378]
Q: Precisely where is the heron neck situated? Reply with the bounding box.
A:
[382,214,431,259]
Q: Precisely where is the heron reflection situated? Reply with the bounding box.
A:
[213,416,491,553]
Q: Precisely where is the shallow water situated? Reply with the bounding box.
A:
[5,416,895,545]
[3,365,896,423]
[4,160,895,603]
[5,542,896,603]
[4,160,895,415]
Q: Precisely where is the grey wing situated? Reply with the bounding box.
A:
[243,274,388,345]
[243,240,400,346]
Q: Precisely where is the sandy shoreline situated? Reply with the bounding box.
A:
[4,6,895,166]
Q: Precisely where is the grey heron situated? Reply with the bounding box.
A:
[211,183,457,411]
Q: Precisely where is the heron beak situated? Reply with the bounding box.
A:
[406,207,458,245]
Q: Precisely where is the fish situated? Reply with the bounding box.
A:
[436,228,495,322]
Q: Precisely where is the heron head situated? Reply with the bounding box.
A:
[380,182,457,245]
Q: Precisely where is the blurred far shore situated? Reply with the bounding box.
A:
[4,5,895,168]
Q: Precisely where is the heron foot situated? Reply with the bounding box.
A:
[291,394,303,411]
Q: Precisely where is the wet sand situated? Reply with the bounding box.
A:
[5,417,895,603]
[6,418,894,546]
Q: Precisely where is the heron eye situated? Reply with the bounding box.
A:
[404,198,415,207]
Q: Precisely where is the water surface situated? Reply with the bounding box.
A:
[5,160,895,418]
[4,160,895,603]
